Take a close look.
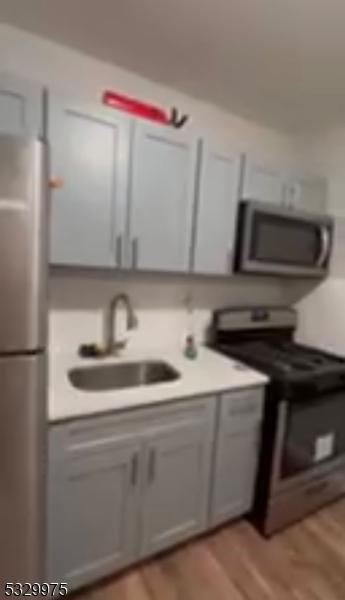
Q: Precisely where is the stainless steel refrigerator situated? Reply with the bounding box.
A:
[0,134,47,584]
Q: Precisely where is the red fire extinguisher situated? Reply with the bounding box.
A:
[102,91,189,129]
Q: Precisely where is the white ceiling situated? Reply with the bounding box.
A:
[1,0,345,133]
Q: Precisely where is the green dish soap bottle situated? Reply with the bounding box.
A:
[184,335,198,359]
[183,293,198,359]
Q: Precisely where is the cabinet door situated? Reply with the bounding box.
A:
[284,176,327,214]
[130,121,198,272]
[210,421,261,527]
[241,155,285,205]
[141,419,212,557]
[49,95,131,267]
[193,141,241,275]
[0,73,43,136]
[47,441,141,591]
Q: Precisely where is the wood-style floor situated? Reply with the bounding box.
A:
[73,498,345,600]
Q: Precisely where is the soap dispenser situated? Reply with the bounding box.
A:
[183,293,198,359]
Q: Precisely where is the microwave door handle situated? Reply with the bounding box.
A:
[316,225,330,267]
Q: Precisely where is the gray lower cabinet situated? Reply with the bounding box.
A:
[48,94,131,267]
[48,388,265,591]
[210,387,264,527]
[0,73,43,136]
[47,438,141,591]
[141,419,212,557]
[48,396,215,591]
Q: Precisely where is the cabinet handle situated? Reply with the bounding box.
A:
[227,249,233,274]
[116,234,123,267]
[131,452,139,487]
[132,237,139,269]
[49,177,64,189]
[148,448,156,484]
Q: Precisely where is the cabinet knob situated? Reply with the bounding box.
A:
[49,177,64,189]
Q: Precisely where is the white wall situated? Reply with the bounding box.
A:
[296,279,345,355]
[50,271,311,353]
[48,259,315,356]
[296,127,345,354]
[0,24,312,353]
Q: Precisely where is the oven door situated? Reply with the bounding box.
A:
[271,390,345,494]
[237,200,333,277]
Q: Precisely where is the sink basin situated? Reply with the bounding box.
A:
[68,360,180,392]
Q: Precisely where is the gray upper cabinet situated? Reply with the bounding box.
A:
[193,140,242,275]
[0,73,43,136]
[240,155,285,205]
[48,439,141,591]
[241,154,328,214]
[49,94,131,267]
[210,388,263,527]
[284,175,328,214]
[141,416,212,558]
[129,121,198,272]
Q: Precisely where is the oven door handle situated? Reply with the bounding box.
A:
[269,401,288,495]
[316,225,331,268]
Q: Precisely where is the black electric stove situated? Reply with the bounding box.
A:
[211,306,345,535]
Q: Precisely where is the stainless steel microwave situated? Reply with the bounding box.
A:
[235,200,334,277]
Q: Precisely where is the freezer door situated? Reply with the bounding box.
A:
[0,354,46,584]
[0,135,47,352]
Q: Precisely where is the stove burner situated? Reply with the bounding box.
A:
[222,339,345,379]
[212,306,345,384]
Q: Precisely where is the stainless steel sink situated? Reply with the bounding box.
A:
[68,360,180,392]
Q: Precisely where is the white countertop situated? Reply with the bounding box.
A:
[48,346,268,423]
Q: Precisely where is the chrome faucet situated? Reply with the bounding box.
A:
[104,293,138,355]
